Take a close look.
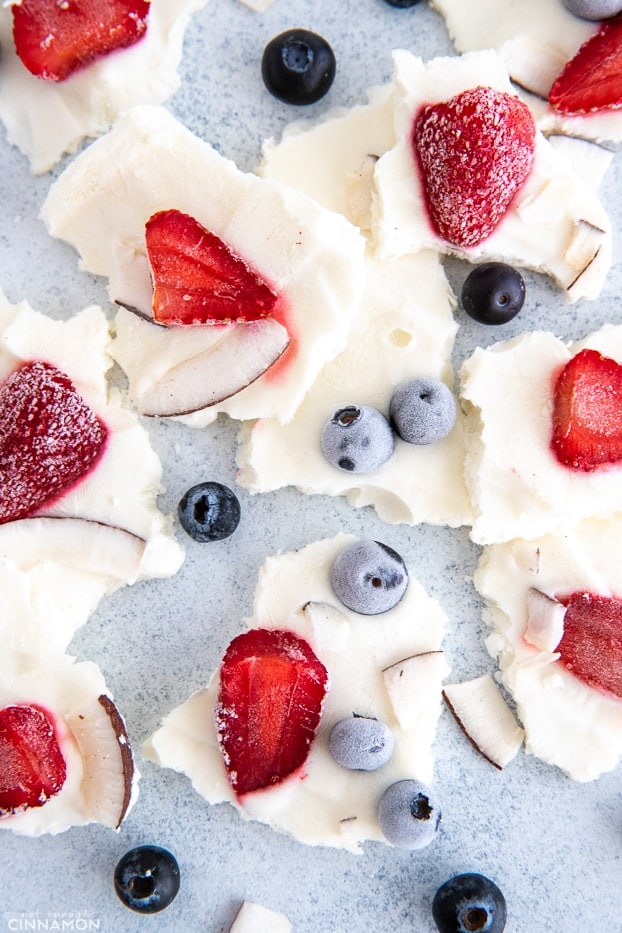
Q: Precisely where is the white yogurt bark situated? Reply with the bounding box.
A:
[145,535,449,852]
[0,0,207,173]
[476,519,622,780]
[238,250,472,528]
[0,652,138,835]
[431,0,622,144]
[250,86,471,527]
[41,106,366,427]
[371,50,611,302]
[460,325,622,545]
[0,292,183,649]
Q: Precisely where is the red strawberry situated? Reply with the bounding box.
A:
[0,360,108,524]
[12,0,149,83]
[215,628,328,797]
[557,592,622,700]
[551,348,622,471]
[0,705,67,816]
[412,87,536,249]
[145,209,280,327]
[549,15,622,115]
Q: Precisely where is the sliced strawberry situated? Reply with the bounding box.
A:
[557,592,622,700]
[551,348,622,471]
[549,15,622,115]
[412,86,535,249]
[0,705,67,816]
[12,0,149,83]
[145,210,280,327]
[215,628,328,797]
[0,360,108,524]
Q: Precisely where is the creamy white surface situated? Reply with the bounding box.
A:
[238,250,472,528]
[0,652,138,835]
[41,105,366,427]
[0,0,207,173]
[146,534,449,852]
[0,293,183,650]
[371,49,611,301]
[476,521,622,780]
[431,0,622,143]
[460,325,622,544]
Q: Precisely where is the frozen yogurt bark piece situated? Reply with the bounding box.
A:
[371,49,611,301]
[41,106,366,427]
[0,292,183,647]
[0,651,138,835]
[431,0,622,144]
[238,250,472,528]
[0,0,207,173]
[476,518,622,781]
[460,325,622,545]
[145,535,449,852]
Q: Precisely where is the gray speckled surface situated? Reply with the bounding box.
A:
[1,1,622,931]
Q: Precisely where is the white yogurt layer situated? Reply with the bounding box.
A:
[0,292,183,650]
[238,250,472,528]
[431,0,622,144]
[0,652,138,835]
[145,534,449,852]
[0,0,207,173]
[371,50,611,302]
[460,325,622,545]
[41,106,366,427]
[476,519,622,780]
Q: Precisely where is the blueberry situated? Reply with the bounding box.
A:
[329,715,395,771]
[377,779,441,849]
[331,539,408,615]
[114,845,180,914]
[382,0,423,6]
[178,481,241,542]
[461,262,525,325]
[320,405,395,473]
[261,29,336,105]
[432,873,507,933]
[389,377,456,445]
[562,0,622,19]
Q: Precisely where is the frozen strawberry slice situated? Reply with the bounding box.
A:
[0,705,67,816]
[12,0,149,83]
[145,209,280,327]
[0,360,108,524]
[558,593,622,700]
[549,15,622,115]
[215,628,328,797]
[551,348,622,471]
[412,86,535,249]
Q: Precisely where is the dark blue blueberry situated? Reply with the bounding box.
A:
[389,377,456,445]
[377,779,441,849]
[432,872,507,933]
[461,262,525,325]
[382,0,422,6]
[261,29,336,105]
[331,539,408,615]
[178,482,241,542]
[328,715,394,770]
[320,405,395,473]
[114,845,180,914]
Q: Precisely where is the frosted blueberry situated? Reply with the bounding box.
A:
[377,779,441,849]
[320,405,395,473]
[328,716,395,771]
[562,0,622,19]
[331,539,408,615]
[389,378,456,445]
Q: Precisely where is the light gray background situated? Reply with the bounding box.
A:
[1,1,621,930]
